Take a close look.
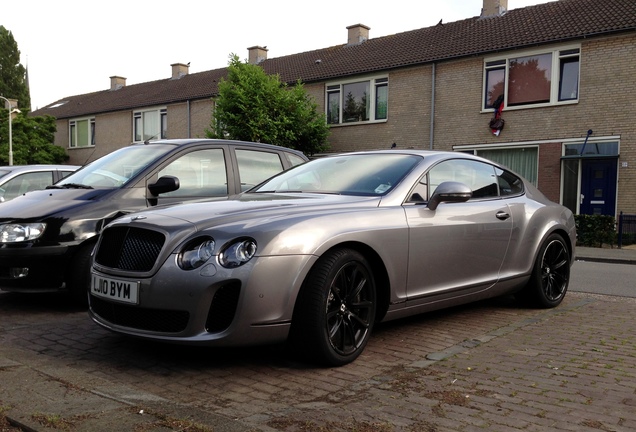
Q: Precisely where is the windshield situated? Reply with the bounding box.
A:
[56,144,175,188]
[253,153,421,196]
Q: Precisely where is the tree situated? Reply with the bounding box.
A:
[207,54,329,156]
[0,26,31,111]
[0,111,68,164]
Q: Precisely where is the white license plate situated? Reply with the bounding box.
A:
[91,273,139,304]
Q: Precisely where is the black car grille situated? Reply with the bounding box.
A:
[91,296,189,333]
[96,226,165,271]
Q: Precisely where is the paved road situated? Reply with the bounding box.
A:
[571,259,636,297]
[1,286,636,431]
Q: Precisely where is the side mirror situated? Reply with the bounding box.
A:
[427,181,472,211]
[148,175,180,196]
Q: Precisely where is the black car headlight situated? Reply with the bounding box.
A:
[177,237,215,270]
[219,238,257,268]
[0,223,46,243]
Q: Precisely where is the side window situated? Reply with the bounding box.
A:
[287,153,307,167]
[427,160,499,199]
[158,149,227,197]
[59,170,75,180]
[236,150,284,192]
[496,168,524,196]
[1,172,54,201]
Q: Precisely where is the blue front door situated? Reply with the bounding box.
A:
[580,159,617,216]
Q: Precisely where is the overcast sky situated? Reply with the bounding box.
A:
[4,0,552,110]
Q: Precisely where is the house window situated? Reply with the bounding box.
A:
[326,77,388,125]
[476,147,538,187]
[69,118,95,148]
[483,47,580,110]
[134,108,167,142]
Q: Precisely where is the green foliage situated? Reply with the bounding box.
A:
[207,54,329,156]
[574,214,616,248]
[0,25,31,110]
[0,111,68,164]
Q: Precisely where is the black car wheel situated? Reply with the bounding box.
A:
[519,234,570,308]
[291,248,376,366]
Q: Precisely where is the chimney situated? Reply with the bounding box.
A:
[171,63,190,79]
[347,24,370,46]
[481,0,508,17]
[109,76,126,90]
[2,98,18,110]
[248,46,268,65]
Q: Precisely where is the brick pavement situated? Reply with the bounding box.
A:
[1,289,635,431]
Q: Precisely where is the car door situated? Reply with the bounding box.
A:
[404,159,513,302]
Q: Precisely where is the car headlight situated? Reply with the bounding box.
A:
[219,238,257,268]
[177,237,215,270]
[0,223,46,243]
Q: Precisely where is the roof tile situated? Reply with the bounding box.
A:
[33,0,636,119]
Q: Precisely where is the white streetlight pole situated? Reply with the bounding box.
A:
[0,96,15,166]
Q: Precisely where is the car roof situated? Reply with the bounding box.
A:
[142,138,308,158]
[332,149,498,165]
[0,164,81,173]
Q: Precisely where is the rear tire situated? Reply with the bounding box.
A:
[517,234,570,308]
[66,241,96,308]
[290,248,376,366]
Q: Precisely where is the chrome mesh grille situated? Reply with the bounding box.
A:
[96,226,165,271]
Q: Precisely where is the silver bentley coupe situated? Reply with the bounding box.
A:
[89,150,576,366]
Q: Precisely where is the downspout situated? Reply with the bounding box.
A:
[187,100,191,138]
[429,63,436,150]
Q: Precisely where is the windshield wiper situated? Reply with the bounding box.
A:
[46,183,94,190]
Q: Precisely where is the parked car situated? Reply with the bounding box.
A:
[88,150,576,366]
[0,164,80,202]
[0,139,307,304]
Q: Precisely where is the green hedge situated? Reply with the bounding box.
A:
[574,214,616,248]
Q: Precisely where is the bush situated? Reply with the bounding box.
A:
[574,214,616,248]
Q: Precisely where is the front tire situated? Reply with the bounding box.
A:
[518,234,570,308]
[290,248,377,366]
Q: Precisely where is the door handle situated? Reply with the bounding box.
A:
[496,211,510,220]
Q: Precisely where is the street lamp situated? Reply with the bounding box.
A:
[0,96,19,166]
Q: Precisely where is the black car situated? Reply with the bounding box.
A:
[0,139,307,304]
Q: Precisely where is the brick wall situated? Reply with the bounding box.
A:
[537,142,562,203]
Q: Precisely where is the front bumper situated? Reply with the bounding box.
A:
[89,253,318,346]
[0,244,73,292]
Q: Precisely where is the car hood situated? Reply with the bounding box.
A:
[116,193,381,230]
[0,188,111,220]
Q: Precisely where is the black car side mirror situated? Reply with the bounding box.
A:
[427,181,472,211]
[148,175,180,196]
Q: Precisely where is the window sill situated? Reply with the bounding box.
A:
[480,99,578,114]
[328,119,388,128]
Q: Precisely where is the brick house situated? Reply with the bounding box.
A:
[30,0,636,217]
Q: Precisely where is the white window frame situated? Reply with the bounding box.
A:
[482,44,581,112]
[69,117,95,148]
[325,75,388,125]
[454,143,540,187]
[133,107,167,142]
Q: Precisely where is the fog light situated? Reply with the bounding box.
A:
[9,267,29,279]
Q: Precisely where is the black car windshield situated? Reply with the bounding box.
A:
[252,153,421,196]
[54,144,174,189]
